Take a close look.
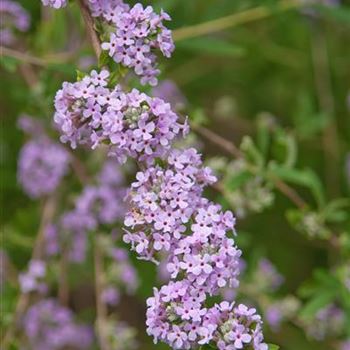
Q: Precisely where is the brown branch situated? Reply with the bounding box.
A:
[270,177,307,209]
[58,248,69,306]
[94,234,110,350]
[0,46,74,66]
[191,122,242,158]
[189,120,307,209]
[2,195,57,347]
[77,0,102,59]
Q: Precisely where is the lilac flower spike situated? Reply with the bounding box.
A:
[50,0,268,347]
[43,0,174,86]
[98,2,174,85]
[54,65,268,348]
[54,70,186,163]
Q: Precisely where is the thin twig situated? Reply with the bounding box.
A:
[94,234,110,350]
[189,120,307,209]
[191,122,242,158]
[173,0,303,42]
[0,46,73,66]
[75,6,110,349]
[69,151,92,184]
[2,195,57,347]
[58,248,69,306]
[77,0,102,59]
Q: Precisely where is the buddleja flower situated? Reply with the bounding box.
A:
[18,138,70,199]
[54,70,186,162]
[147,286,267,350]
[97,2,174,85]
[123,148,216,258]
[0,0,30,45]
[23,299,93,350]
[43,0,174,86]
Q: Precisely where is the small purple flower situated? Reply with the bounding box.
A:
[98,2,174,86]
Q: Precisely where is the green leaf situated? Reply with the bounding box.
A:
[268,344,280,350]
[76,69,87,81]
[274,128,297,168]
[98,50,110,68]
[240,136,264,168]
[299,290,336,321]
[322,198,350,223]
[177,37,245,57]
[268,164,325,207]
[107,70,120,88]
[256,113,273,160]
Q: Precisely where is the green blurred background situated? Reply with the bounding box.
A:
[1,1,350,349]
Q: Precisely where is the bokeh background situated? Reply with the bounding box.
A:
[1,1,350,349]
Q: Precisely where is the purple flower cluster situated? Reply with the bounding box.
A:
[99,2,174,85]
[54,70,186,162]
[124,148,216,258]
[18,260,47,294]
[147,289,267,350]
[45,160,126,262]
[23,298,93,350]
[0,0,29,45]
[42,0,174,86]
[18,137,70,199]
[54,67,268,348]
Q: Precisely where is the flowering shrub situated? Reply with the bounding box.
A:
[2,1,349,350]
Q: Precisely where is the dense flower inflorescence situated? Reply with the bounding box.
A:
[0,0,30,45]
[42,0,174,86]
[54,70,186,162]
[23,298,93,350]
[99,2,174,85]
[49,0,268,346]
[54,67,268,348]
[18,138,70,198]
[147,289,267,350]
